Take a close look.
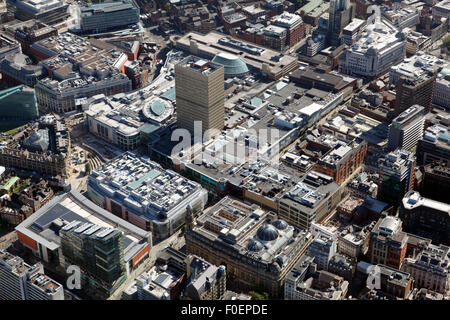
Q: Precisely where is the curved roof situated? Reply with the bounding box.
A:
[22,129,49,152]
[272,219,288,230]
[141,97,174,124]
[212,52,249,77]
[257,224,279,241]
[247,239,264,252]
[150,100,166,116]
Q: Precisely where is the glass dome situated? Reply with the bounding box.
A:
[22,129,49,152]
[247,239,263,252]
[149,100,166,116]
[272,219,288,230]
[257,224,279,241]
[212,52,249,78]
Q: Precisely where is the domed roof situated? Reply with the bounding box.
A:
[272,219,288,230]
[247,239,263,252]
[212,52,249,78]
[257,224,279,241]
[142,97,173,123]
[28,131,42,142]
[22,128,49,152]
[150,100,166,116]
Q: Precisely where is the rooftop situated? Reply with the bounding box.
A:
[343,18,366,33]
[12,0,67,13]
[211,52,249,78]
[33,33,130,93]
[273,12,302,28]
[242,4,266,15]
[177,55,223,75]
[317,136,366,169]
[223,12,247,24]
[378,264,412,287]
[422,124,450,150]
[80,0,136,16]
[375,149,415,174]
[263,25,287,36]
[192,196,311,268]
[0,250,63,295]
[348,17,404,55]
[15,189,151,262]
[402,191,450,213]
[389,51,448,84]
[405,243,450,274]
[124,263,183,300]
[88,152,205,221]
[185,255,224,300]
[175,31,298,78]
[2,115,69,158]
[290,267,349,300]
[434,0,450,10]
[282,171,339,213]
[371,215,407,245]
[85,91,173,137]
[322,110,388,147]
[338,221,377,246]
[242,162,304,202]
[391,105,424,127]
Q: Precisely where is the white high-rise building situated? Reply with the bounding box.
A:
[339,17,406,78]
[388,105,425,152]
[0,250,64,300]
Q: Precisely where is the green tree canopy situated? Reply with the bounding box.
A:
[443,35,450,51]
[249,290,269,300]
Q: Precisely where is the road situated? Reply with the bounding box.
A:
[108,229,185,300]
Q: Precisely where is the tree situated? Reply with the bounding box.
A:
[443,35,450,51]
[249,291,269,300]
[85,162,92,174]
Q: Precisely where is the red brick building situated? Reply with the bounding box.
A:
[272,12,306,48]
[315,138,368,185]
[368,215,408,270]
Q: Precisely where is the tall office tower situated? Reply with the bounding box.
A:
[328,0,355,46]
[387,105,425,152]
[0,250,64,300]
[60,221,126,299]
[175,56,225,140]
[394,74,436,116]
[376,149,415,207]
